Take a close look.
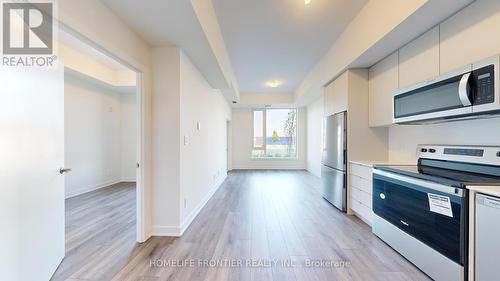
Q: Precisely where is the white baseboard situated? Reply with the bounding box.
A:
[152,173,228,237]
[120,178,137,182]
[180,173,227,235]
[65,178,123,199]
[151,225,182,237]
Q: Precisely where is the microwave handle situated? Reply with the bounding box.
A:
[458,72,472,106]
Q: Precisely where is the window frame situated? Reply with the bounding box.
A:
[252,109,266,151]
[251,108,298,159]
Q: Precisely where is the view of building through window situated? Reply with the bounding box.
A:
[252,109,297,158]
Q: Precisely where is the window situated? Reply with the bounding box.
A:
[252,108,297,159]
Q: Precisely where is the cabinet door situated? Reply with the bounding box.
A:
[368,52,398,127]
[324,71,348,116]
[440,0,500,73]
[399,26,440,89]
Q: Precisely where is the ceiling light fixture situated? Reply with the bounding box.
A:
[265,80,282,88]
[304,0,311,5]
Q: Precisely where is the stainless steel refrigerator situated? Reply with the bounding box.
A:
[321,111,347,212]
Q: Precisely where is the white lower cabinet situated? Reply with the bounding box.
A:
[349,162,374,225]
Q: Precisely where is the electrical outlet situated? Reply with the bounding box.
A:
[184,135,188,146]
[197,122,201,131]
[184,198,187,209]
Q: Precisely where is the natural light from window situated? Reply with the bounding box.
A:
[252,108,297,159]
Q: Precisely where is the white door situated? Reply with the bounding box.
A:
[0,66,65,280]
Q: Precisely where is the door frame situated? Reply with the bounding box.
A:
[226,119,232,172]
[59,23,147,242]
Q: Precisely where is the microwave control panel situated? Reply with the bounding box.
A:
[473,64,495,105]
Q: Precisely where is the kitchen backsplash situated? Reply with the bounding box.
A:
[388,117,500,163]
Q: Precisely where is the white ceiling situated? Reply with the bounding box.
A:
[212,0,367,93]
[100,0,231,92]
[101,0,367,96]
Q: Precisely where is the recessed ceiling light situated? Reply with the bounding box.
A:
[265,80,282,88]
[304,0,311,5]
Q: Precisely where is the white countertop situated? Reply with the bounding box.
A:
[467,185,500,198]
[349,160,414,167]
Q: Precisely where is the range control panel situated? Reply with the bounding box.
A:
[418,145,500,166]
[444,148,484,157]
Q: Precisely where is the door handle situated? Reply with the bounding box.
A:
[59,168,72,174]
[458,72,472,106]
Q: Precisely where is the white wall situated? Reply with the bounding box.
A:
[121,91,137,181]
[151,48,231,236]
[388,0,500,163]
[65,73,136,198]
[59,43,136,87]
[231,108,307,170]
[306,97,324,177]
[238,92,294,106]
[152,47,182,233]
[389,118,500,163]
[179,51,231,229]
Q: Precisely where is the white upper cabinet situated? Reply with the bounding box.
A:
[368,52,398,127]
[368,26,438,127]
[399,26,440,89]
[440,0,500,73]
[324,71,348,116]
[366,0,500,127]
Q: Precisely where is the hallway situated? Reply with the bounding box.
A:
[53,171,429,281]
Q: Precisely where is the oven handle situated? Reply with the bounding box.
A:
[373,169,465,197]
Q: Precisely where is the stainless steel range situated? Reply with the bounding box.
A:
[372,145,500,281]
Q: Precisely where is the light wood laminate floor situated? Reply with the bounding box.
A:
[52,171,430,281]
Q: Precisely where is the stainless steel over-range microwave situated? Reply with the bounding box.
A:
[393,55,500,124]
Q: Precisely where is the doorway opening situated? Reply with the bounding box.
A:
[51,25,145,279]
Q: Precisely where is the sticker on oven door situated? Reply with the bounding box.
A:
[427,193,453,217]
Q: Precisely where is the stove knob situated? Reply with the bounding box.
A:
[429,149,436,153]
[421,148,428,153]
[497,151,500,157]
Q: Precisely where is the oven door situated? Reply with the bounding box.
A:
[373,169,467,265]
[393,65,473,124]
